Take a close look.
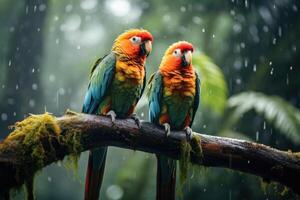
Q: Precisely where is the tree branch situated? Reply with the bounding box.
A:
[0,112,299,196]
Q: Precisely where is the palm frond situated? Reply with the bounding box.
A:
[226,92,300,144]
[193,52,228,114]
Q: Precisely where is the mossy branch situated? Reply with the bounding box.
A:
[0,112,300,197]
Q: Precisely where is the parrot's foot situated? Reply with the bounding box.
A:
[163,123,171,137]
[106,110,117,123]
[184,126,193,141]
[130,113,141,128]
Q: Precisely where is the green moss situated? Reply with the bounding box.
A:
[7,113,61,169]
[2,111,84,198]
[179,140,191,185]
[292,152,300,159]
[260,179,295,197]
[62,155,81,181]
[190,135,203,161]
[178,134,203,196]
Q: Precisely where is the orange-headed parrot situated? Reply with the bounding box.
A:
[148,41,200,200]
[82,29,153,200]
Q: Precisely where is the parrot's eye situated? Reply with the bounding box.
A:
[173,49,182,57]
[130,36,142,44]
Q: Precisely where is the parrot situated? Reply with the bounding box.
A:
[82,29,153,200]
[148,41,200,200]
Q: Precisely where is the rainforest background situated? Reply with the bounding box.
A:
[0,0,300,199]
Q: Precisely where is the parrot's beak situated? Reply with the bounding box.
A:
[140,40,152,57]
[182,50,192,67]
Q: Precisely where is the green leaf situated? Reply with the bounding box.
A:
[226,92,300,144]
[193,52,228,115]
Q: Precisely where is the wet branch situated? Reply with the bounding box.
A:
[0,112,299,197]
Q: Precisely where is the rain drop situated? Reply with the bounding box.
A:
[245,0,249,8]
[65,4,73,13]
[240,42,245,48]
[39,4,47,12]
[292,5,298,12]
[1,113,8,121]
[9,26,15,32]
[230,10,235,16]
[32,83,38,90]
[278,26,282,37]
[263,26,269,32]
[8,60,11,67]
[270,68,274,75]
[202,28,205,33]
[29,99,35,107]
[192,16,202,25]
[253,64,257,72]
[256,131,259,141]
[180,6,186,12]
[7,98,14,105]
[244,59,248,68]
[58,88,65,95]
[106,185,124,200]
[49,74,56,82]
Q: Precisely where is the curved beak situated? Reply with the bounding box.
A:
[140,40,152,57]
[182,50,192,67]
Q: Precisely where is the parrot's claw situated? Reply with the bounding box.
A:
[184,126,193,141]
[163,123,171,137]
[106,110,117,124]
[130,113,141,128]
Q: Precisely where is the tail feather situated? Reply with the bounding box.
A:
[156,155,176,200]
[84,147,107,200]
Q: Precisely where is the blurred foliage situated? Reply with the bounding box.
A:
[193,52,228,115]
[0,0,300,199]
[225,92,300,144]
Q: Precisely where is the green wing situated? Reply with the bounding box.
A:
[190,72,200,126]
[148,72,163,124]
[82,52,116,114]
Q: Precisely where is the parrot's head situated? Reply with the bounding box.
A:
[159,41,194,71]
[112,29,153,60]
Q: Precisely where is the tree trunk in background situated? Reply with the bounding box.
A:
[0,0,48,137]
